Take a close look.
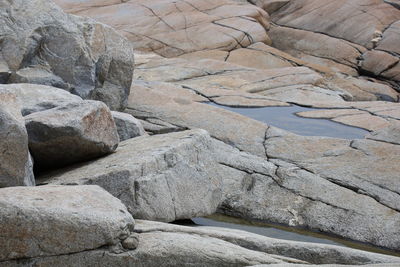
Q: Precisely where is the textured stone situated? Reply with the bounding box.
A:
[111,111,146,141]
[54,0,271,58]
[0,90,34,187]
[0,83,82,116]
[39,130,222,222]
[0,185,135,261]
[25,100,119,170]
[0,0,134,110]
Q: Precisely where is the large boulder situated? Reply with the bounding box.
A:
[39,129,222,222]
[0,83,82,116]
[0,0,134,110]
[25,100,119,170]
[0,185,135,261]
[0,89,34,187]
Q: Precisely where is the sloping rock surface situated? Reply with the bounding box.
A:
[39,130,222,222]
[53,0,272,57]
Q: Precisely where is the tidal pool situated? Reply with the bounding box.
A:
[190,215,400,257]
[208,103,369,139]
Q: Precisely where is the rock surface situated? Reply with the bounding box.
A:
[0,89,34,187]
[0,185,134,261]
[0,83,82,116]
[39,130,222,222]
[25,100,119,170]
[53,0,272,58]
[0,0,134,110]
[111,111,146,141]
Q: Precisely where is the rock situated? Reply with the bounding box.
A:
[366,121,400,145]
[249,0,290,14]
[53,0,271,57]
[0,185,135,261]
[361,50,399,76]
[0,83,82,116]
[25,100,119,170]
[212,133,400,250]
[111,111,146,141]
[38,129,222,222]
[134,220,400,265]
[127,81,269,157]
[268,25,364,76]
[0,0,134,110]
[0,90,34,187]
[121,234,140,250]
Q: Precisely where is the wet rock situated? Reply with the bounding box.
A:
[0,0,134,110]
[25,100,119,170]
[0,90,34,187]
[111,111,146,141]
[39,130,222,222]
[0,185,134,261]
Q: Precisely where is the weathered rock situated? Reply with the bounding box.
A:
[38,130,222,222]
[0,83,82,116]
[0,90,34,187]
[366,121,400,145]
[54,0,271,58]
[212,133,400,250]
[0,0,134,110]
[135,220,400,265]
[127,81,269,157]
[2,232,297,267]
[0,185,135,261]
[111,111,146,141]
[25,100,119,170]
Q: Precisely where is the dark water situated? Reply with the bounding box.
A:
[191,215,400,257]
[208,103,369,139]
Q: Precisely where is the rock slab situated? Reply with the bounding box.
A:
[0,185,135,261]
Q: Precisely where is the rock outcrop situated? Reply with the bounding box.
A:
[0,185,135,261]
[0,0,134,110]
[53,0,272,57]
[0,89,34,187]
[25,100,119,170]
[39,130,222,222]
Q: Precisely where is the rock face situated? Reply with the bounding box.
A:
[53,0,272,57]
[111,111,146,141]
[25,100,119,170]
[266,0,400,86]
[0,185,135,261]
[39,130,222,222]
[0,0,134,110]
[0,89,34,187]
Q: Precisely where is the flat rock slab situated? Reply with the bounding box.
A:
[25,100,119,170]
[134,220,400,265]
[54,0,271,57]
[0,0,134,110]
[0,185,134,261]
[0,89,34,187]
[39,129,222,222]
